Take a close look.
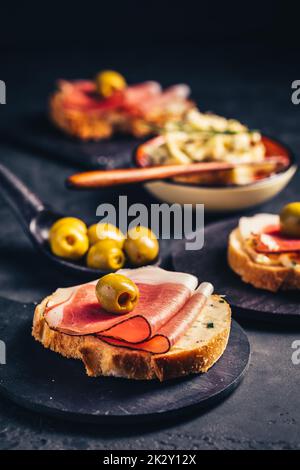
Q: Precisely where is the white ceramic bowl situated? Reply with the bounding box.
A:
[135,136,297,212]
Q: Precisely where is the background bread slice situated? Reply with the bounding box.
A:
[49,94,115,140]
[50,93,155,140]
[228,228,300,292]
[32,295,231,381]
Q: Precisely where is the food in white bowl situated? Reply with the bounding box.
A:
[136,109,290,186]
[135,110,296,211]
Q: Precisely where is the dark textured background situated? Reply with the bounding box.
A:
[0,1,300,450]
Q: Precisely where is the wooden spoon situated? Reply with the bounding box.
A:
[66,159,285,189]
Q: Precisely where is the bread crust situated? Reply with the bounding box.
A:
[228,228,300,292]
[32,295,231,381]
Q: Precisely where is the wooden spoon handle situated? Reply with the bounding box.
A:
[66,157,285,189]
[67,161,236,188]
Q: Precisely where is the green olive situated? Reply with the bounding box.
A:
[124,226,159,266]
[50,217,87,240]
[50,224,89,260]
[95,70,127,98]
[96,273,139,314]
[87,222,125,248]
[86,240,125,271]
[280,202,300,237]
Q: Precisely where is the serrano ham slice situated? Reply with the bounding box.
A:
[126,84,191,117]
[99,282,213,354]
[61,80,125,112]
[122,81,162,110]
[59,80,191,119]
[60,80,162,114]
[239,214,300,253]
[44,267,198,348]
[255,225,300,253]
[239,214,280,239]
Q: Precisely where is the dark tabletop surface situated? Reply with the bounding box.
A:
[0,43,300,450]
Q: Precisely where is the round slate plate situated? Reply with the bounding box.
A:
[0,297,249,424]
[172,217,300,323]
[4,113,141,170]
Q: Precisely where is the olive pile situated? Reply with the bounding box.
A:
[49,217,159,271]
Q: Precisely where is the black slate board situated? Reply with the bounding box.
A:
[0,296,249,423]
[4,112,141,170]
[172,218,300,323]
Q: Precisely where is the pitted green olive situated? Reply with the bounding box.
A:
[280,202,300,237]
[50,224,89,260]
[96,273,139,314]
[50,217,87,240]
[95,70,127,98]
[87,222,125,248]
[124,226,159,266]
[86,240,125,271]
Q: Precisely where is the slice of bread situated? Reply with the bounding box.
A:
[49,93,116,140]
[49,81,194,141]
[32,295,231,381]
[228,228,300,292]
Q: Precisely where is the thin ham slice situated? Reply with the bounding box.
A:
[99,282,213,354]
[60,80,124,112]
[122,81,162,108]
[60,80,161,113]
[135,84,191,113]
[255,225,300,253]
[44,267,198,348]
[125,84,192,118]
[58,80,191,118]
[239,214,280,239]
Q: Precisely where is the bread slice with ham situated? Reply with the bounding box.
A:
[49,80,194,140]
[228,214,300,292]
[32,267,231,381]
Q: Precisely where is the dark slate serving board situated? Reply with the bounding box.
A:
[0,296,249,424]
[4,112,141,170]
[172,218,300,323]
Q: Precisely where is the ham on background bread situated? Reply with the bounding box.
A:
[228,214,300,292]
[33,267,231,380]
[50,80,194,140]
[255,226,300,253]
